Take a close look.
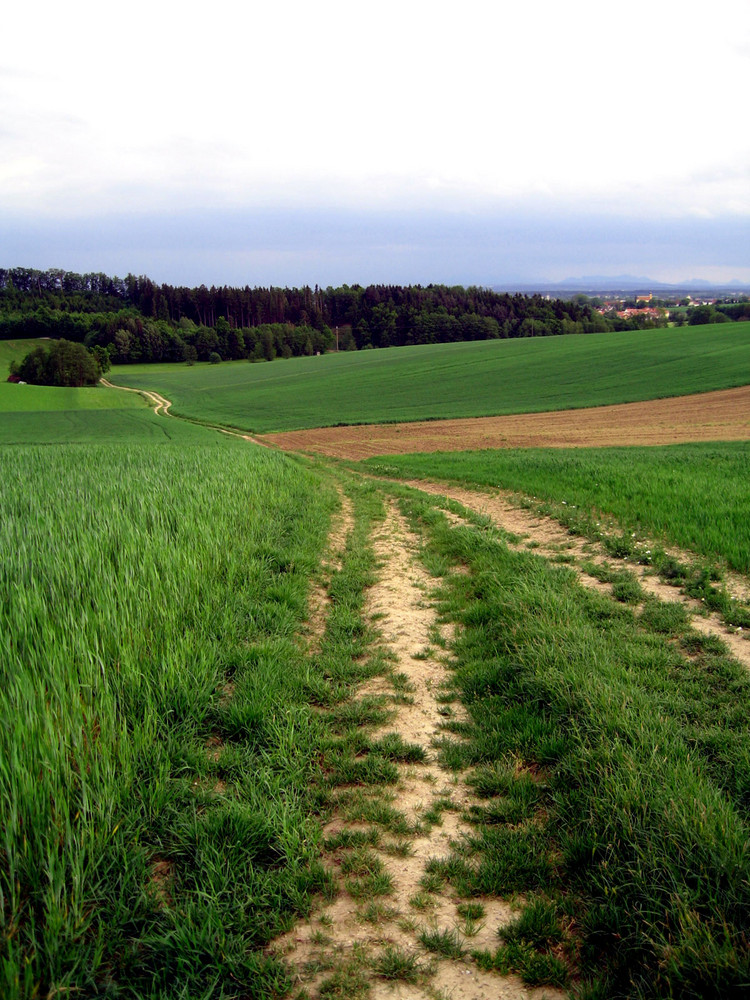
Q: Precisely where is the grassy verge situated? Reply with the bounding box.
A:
[363,442,750,575]
[395,489,750,998]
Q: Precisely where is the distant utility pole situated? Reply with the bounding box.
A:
[335,326,339,351]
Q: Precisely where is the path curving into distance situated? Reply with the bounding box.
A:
[100,377,173,416]
[100,378,271,447]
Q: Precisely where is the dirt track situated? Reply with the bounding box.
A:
[261,385,750,459]
[275,500,564,1000]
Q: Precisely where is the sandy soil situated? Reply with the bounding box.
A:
[273,502,565,1000]
[261,385,750,459]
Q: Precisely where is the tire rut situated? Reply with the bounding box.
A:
[400,479,750,672]
[272,500,564,1000]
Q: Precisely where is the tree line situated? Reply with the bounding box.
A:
[4,266,738,368]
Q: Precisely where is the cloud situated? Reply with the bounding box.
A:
[2,205,747,288]
[2,0,748,281]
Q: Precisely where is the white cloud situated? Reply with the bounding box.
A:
[1,0,748,229]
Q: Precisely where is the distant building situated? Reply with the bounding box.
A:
[616,307,665,321]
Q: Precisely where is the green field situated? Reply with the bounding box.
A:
[364,441,750,574]
[0,338,52,370]
[0,339,142,412]
[0,407,232,445]
[397,487,750,996]
[0,383,146,413]
[0,339,228,443]
[0,442,344,996]
[108,322,750,432]
[5,323,750,998]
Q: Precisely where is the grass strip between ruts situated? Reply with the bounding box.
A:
[362,441,750,576]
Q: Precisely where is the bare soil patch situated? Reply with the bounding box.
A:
[262,385,750,459]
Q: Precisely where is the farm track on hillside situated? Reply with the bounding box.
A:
[273,499,564,1000]
[101,378,272,446]
[261,385,750,458]
[100,377,173,416]
[391,479,750,672]
[102,374,750,666]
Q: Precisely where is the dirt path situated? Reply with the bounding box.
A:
[397,479,750,672]
[273,502,564,1000]
[100,377,173,416]
[101,378,272,447]
[261,385,750,459]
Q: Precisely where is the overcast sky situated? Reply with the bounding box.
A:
[2,0,749,287]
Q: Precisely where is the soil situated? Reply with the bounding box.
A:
[261,385,750,459]
[272,502,565,1000]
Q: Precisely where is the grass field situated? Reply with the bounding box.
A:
[5,324,750,997]
[396,488,750,997]
[0,339,146,414]
[0,406,231,444]
[0,338,53,370]
[0,337,169,444]
[108,322,750,432]
[363,441,750,574]
[0,339,226,443]
[0,442,346,997]
[0,383,147,413]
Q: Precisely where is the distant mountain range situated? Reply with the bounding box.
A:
[495,275,750,294]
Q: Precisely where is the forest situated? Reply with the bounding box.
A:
[1,266,741,366]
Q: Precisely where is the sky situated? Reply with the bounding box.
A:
[2,0,749,288]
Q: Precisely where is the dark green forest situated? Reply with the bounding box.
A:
[2,267,745,366]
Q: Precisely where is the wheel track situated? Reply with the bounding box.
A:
[398,478,750,672]
[272,500,564,1000]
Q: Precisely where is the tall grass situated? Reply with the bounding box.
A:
[0,443,337,997]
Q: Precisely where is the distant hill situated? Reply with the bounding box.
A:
[496,276,750,295]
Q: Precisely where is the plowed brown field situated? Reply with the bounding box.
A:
[262,385,750,459]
